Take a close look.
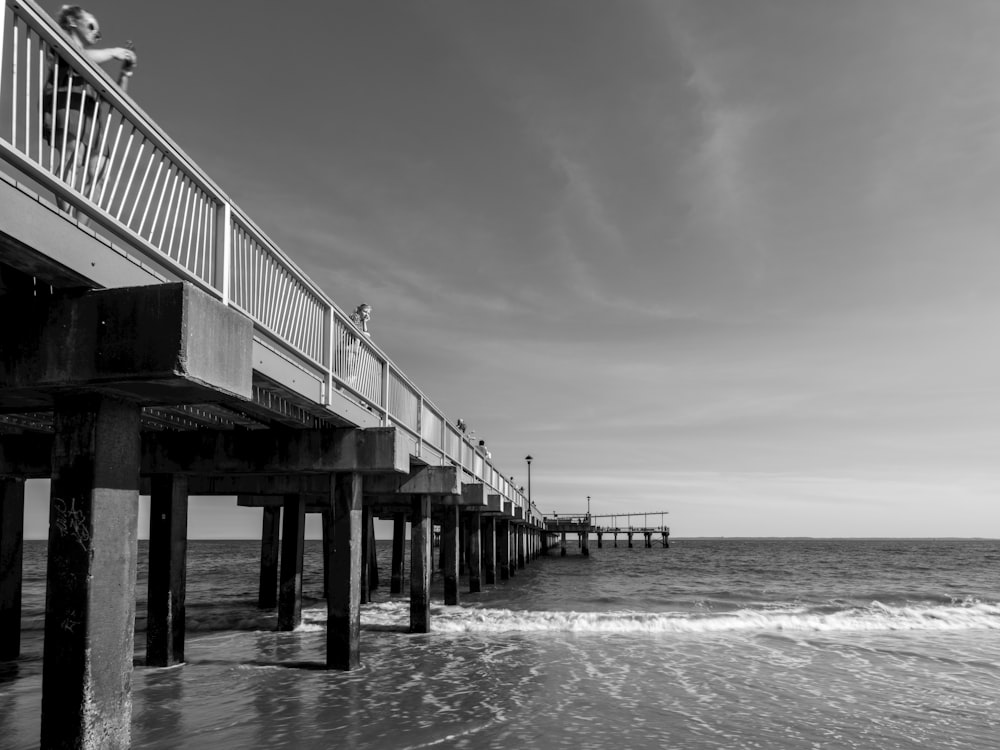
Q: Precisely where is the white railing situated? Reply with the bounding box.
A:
[0,0,533,515]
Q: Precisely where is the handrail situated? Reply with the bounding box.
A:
[0,0,533,514]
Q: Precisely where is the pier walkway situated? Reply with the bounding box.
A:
[0,3,554,746]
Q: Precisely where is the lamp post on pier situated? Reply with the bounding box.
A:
[587,495,591,518]
[525,455,533,504]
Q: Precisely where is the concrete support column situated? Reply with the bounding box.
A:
[409,495,432,633]
[560,531,567,557]
[482,516,496,585]
[326,473,362,670]
[146,474,189,667]
[257,506,281,608]
[459,517,467,576]
[1,478,25,661]
[466,511,482,593]
[582,531,590,557]
[360,506,373,604]
[390,513,405,594]
[498,519,511,580]
[367,508,379,594]
[442,506,460,605]
[597,532,603,548]
[277,494,305,631]
[41,394,141,750]
[517,526,526,570]
[627,532,634,548]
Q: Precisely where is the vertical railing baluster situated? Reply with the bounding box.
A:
[68,75,86,190]
[154,166,180,250]
[214,201,231,301]
[173,176,192,266]
[230,222,241,307]
[48,56,58,170]
[165,170,184,254]
[203,193,214,282]
[108,132,140,217]
[265,253,278,330]
[0,0,8,108]
[35,33,43,164]
[58,69,71,181]
[271,267,285,335]
[283,278,301,344]
[198,194,209,281]
[11,17,19,149]
[122,139,151,224]
[138,154,164,234]
[323,304,333,404]
[83,94,106,202]
[191,191,205,282]
[98,119,126,209]
[258,245,269,325]
[87,98,112,202]
[25,29,31,158]
[282,274,300,343]
[254,233,264,321]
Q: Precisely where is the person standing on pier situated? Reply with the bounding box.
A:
[44,5,138,219]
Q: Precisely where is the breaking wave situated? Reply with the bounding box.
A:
[296,600,1000,635]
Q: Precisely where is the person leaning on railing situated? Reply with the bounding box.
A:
[44,5,137,220]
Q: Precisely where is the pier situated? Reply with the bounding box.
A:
[592,512,671,548]
[543,512,670,555]
[0,3,554,746]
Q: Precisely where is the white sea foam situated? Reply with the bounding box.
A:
[299,600,1000,635]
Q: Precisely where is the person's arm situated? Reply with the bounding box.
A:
[83,46,136,68]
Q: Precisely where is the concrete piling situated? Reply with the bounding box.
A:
[326,472,362,670]
[0,477,24,661]
[410,495,432,633]
[390,512,405,594]
[41,395,141,750]
[482,515,496,584]
[258,506,281,608]
[146,474,189,667]
[498,519,512,580]
[277,494,305,631]
[467,511,482,593]
[361,506,373,604]
[443,506,460,605]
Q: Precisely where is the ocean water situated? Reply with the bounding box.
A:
[2,538,999,749]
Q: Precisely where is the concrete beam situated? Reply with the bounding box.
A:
[189,475,333,497]
[461,483,489,508]
[479,494,504,516]
[399,466,461,496]
[141,427,410,475]
[0,283,252,409]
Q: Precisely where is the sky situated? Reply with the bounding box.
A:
[21,0,1000,538]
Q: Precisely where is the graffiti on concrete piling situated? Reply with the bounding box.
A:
[53,497,91,552]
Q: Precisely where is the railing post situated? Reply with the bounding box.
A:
[417,396,424,460]
[0,2,8,106]
[381,360,390,426]
[323,304,333,405]
[213,201,232,304]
